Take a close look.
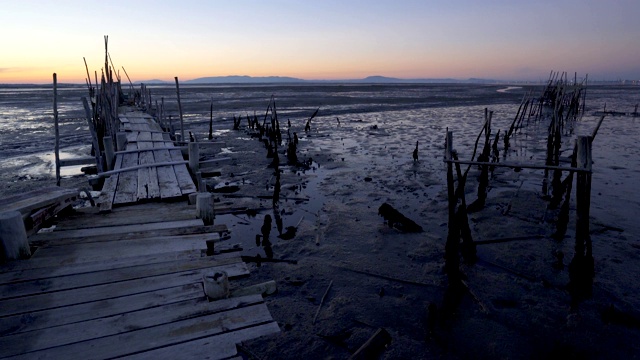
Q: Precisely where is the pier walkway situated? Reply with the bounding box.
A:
[0,109,279,358]
[0,202,279,359]
[99,110,197,211]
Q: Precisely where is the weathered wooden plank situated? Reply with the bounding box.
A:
[113,143,140,205]
[24,233,229,274]
[0,295,265,358]
[0,262,249,317]
[169,148,197,195]
[24,195,76,236]
[0,255,241,300]
[0,249,204,284]
[0,187,77,216]
[9,303,274,360]
[125,131,139,143]
[136,132,161,200]
[58,156,96,167]
[51,202,199,230]
[98,148,124,213]
[153,134,183,199]
[127,322,280,360]
[0,283,204,337]
[31,218,204,241]
[29,223,227,248]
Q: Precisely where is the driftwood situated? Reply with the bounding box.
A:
[313,280,333,325]
[349,328,392,360]
[230,280,277,298]
[378,203,423,232]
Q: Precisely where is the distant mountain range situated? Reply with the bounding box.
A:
[136,75,502,85]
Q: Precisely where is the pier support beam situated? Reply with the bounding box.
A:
[0,211,31,262]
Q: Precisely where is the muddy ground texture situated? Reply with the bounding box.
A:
[2,123,640,360]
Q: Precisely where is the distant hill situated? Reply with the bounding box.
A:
[130,75,507,85]
[185,75,306,84]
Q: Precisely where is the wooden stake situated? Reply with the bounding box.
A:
[444,130,460,283]
[188,142,200,175]
[102,137,115,171]
[53,73,61,186]
[175,76,185,142]
[209,97,214,140]
[82,97,103,172]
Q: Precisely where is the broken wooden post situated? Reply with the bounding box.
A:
[188,142,199,175]
[569,135,594,304]
[53,73,61,186]
[196,192,215,225]
[0,211,31,262]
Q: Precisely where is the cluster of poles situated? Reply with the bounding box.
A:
[443,72,598,310]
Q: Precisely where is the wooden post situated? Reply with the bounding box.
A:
[188,142,199,175]
[0,211,31,262]
[209,97,214,140]
[196,193,215,225]
[116,132,127,152]
[175,77,185,142]
[103,137,115,171]
[196,171,205,192]
[569,135,594,304]
[82,97,103,172]
[444,130,460,283]
[53,73,61,186]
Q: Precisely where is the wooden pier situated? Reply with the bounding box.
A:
[99,110,197,212]
[0,107,280,358]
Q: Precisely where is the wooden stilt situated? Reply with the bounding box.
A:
[444,130,460,283]
[53,73,61,186]
[188,142,200,176]
[102,137,115,171]
[82,97,103,173]
[175,77,185,142]
[569,135,594,304]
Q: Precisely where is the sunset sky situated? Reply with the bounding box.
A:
[1,0,639,84]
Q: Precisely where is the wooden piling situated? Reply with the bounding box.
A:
[175,77,185,142]
[569,135,594,303]
[53,73,61,186]
[82,97,103,173]
[102,137,115,171]
[0,211,31,261]
[116,132,128,152]
[444,130,460,283]
[188,142,200,176]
